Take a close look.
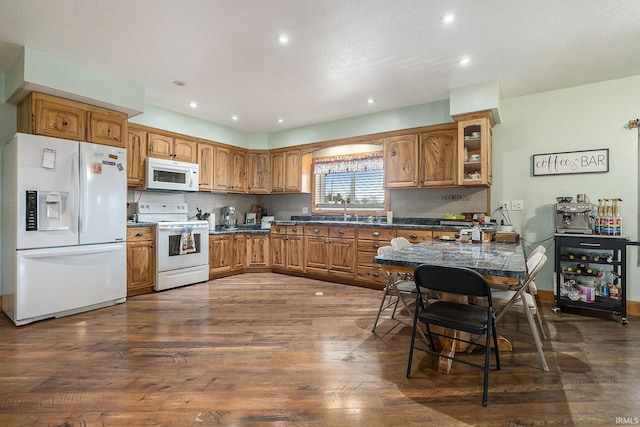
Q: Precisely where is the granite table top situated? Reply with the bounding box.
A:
[374,240,527,279]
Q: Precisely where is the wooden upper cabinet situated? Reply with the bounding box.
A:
[173,138,198,163]
[232,150,247,193]
[419,129,457,187]
[213,145,233,191]
[198,142,214,191]
[247,151,271,194]
[87,110,127,148]
[127,127,148,187]
[454,110,495,187]
[18,92,127,148]
[384,134,419,188]
[272,150,311,193]
[147,133,197,163]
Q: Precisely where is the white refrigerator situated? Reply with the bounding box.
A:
[2,133,127,326]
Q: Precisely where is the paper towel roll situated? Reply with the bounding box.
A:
[207,214,216,230]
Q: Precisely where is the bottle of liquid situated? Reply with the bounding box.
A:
[595,199,603,235]
[471,222,481,243]
[613,198,622,236]
[605,199,613,236]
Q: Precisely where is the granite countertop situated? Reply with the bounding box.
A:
[374,240,526,279]
[209,225,270,235]
[275,217,496,232]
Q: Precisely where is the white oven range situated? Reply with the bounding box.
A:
[135,202,209,291]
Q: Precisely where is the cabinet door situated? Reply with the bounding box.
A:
[455,111,494,186]
[209,235,232,275]
[127,128,147,187]
[232,234,246,270]
[271,233,286,269]
[284,151,302,192]
[213,146,233,191]
[247,152,272,193]
[384,134,419,187]
[232,150,247,193]
[287,235,305,272]
[305,236,329,275]
[34,95,85,141]
[247,234,270,267]
[148,133,174,160]
[198,143,214,191]
[419,130,457,187]
[328,238,356,278]
[87,110,127,148]
[173,138,198,163]
[126,241,155,295]
[271,152,285,192]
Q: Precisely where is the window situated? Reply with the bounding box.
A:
[313,152,385,213]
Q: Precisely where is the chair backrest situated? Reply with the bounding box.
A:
[390,237,411,250]
[525,252,546,281]
[413,264,492,299]
[377,245,395,256]
[527,245,546,262]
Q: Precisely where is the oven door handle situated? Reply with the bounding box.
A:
[157,225,207,231]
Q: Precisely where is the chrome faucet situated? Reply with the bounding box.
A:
[343,198,350,221]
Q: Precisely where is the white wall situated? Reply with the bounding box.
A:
[493,75,640,298]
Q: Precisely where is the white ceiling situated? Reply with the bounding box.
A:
[1,0,639,133]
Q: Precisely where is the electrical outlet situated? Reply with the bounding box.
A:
[301,206,309,214]
[498,200,510,210]
[512,200,524,211]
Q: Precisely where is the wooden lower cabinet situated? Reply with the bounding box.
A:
[232,233,246,271]
[271,225,304,272]
[356,226,396,288]
[126,227,155,297]
[209,235,232,277]
[304,225,356,279]
[246,233,270,268]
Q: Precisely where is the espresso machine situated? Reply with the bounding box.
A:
[555,196,593,234]
[221,206,238,229]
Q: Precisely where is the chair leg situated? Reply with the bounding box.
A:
[523,299,549,371]
[406,312,420,377]
[483,321,492,407]
[372,285,391,333]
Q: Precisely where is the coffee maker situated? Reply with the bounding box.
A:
[555,196,593,234]
[221,206,238,229]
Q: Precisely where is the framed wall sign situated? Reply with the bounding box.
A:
[532,149,609,176]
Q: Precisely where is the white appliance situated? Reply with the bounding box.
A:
[135,202,209,291]
[144,157,199,192]
[2,133,127,326]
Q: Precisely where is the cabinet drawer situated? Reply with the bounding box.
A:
[305,225,329,237]
[396,229,433,243]
[329,226,355,239]
[357,227,396,241]
[358,251,380,266]
[357,239,392,254]
[127,227,155,242]
[432,230,458,239]
[356,266,388,286]
[287,224,304,236]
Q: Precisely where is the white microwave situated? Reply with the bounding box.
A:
[145,157,199,192]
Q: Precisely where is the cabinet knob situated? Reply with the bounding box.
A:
[410,234,417,239]
[292,227,297,232]
[314,229,319,233]
[373,272,379,277]
[373,244,379,249]
[372,232,380,237]
[338,229,345,234]
[275,226,281,232]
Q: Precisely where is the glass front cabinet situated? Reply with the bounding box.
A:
[554,234,628,324]
[454,110,495,187]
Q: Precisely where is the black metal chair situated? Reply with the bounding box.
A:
[406,264,500,407]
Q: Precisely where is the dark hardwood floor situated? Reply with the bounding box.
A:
[0,273,639,426]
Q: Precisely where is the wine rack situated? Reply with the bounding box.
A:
[554,234,628,324]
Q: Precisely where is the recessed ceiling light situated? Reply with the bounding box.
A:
[276,33,292,45]
[440,13,455,24]
[231,115,239,121]
[277,118,284,123]
[173,80,186,86]
[459,56,471,66]
[189,101,197,108]
[367,98,375,104]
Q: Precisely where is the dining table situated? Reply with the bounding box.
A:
[374,238,527,374]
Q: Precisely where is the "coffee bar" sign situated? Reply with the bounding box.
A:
[532,149,609,176]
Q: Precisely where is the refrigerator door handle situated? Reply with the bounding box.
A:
[71,152,79,234]
[79,149,89,234]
